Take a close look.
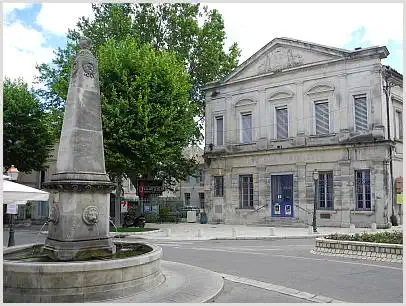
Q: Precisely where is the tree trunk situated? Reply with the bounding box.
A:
[115,179,122,227]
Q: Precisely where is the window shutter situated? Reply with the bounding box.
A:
[354,95,368,131]
[216,117,223,145]
[241,114,252,143]
[315,101,329,135]
[276,107,288,139]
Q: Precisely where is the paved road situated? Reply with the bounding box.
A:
[152,238,403,303]
[4,229,403,303]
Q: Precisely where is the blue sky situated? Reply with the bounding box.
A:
[3,3,403,87]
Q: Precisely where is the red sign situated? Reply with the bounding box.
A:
[139,183,145,197]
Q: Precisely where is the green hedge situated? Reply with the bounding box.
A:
[325,231,402,245]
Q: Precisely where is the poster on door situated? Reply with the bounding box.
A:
[274,204,281,215]
[285,205,292,215]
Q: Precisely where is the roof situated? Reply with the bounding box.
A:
[203,37,389,90]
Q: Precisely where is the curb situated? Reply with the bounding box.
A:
[211,234,326,241]
[221,273,346,303]
[124,234,326,241]
[110,229,162,237]
[204,272,225,303]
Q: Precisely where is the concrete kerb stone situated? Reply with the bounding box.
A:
[220,272,346,303]
[110,260,224,303]
[213,234,326,241]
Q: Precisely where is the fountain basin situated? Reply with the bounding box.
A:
[3,242,164,303]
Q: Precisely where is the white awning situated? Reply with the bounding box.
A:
[2,180,49,204]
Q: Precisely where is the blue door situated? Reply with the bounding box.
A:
[271,175,293,217]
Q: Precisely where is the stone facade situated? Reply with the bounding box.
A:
[203,38,403,227]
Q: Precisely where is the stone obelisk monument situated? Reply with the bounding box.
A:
[43,37,115,261]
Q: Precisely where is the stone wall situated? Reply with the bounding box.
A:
[312,237,402,263]
[205,142,393,227]
[203,39,402,227]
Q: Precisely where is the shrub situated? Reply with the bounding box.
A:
[325,231,402,244]
[144,212,159,223]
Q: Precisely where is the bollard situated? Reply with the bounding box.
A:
[232,227,237,238]
[349,224,355,233]
[165,228,171,237]
[197,229,203,238]
[308,226,314,235]
[371,223,377,232]
[269,227,274,236]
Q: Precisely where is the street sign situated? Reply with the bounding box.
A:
[138,180,164,197]
[7,204,18,214]
[121,200,128,213]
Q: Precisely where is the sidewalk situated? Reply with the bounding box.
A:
[124,223,403,241]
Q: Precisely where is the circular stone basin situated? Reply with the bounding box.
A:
[3,242,164,303]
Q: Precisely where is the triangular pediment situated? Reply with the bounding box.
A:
[224,38,351,83]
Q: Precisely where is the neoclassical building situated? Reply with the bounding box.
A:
[202,37,403,228]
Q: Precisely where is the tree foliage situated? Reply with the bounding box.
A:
[98,38,201,185]
[36,3,240,119]
[3,78,54,173]
[34,3,240,185]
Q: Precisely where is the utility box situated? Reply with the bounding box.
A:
[187,210,197,223]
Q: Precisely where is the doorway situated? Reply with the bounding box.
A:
[271,175,294,217]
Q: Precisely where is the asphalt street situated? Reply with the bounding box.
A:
[3,229,403,303]
[152,238,403,303]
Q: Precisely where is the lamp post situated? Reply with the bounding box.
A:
[7,165,19,247]
[312,170,319,233]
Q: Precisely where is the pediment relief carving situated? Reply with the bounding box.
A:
[268,90,294,101]
[258,46,304,75]
[305,83,335,96]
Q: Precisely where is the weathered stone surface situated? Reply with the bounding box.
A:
[42,37,115,260]
[203,38,402,227]
[3,243,164,302]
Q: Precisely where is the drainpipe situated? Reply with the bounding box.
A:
[383,68,398,226]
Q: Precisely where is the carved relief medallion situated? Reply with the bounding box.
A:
[82,61,95,78]
[83,206,99,225]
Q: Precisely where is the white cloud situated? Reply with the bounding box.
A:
[3,3,33,15]
[203,3,403,62]
[3,21,55,88]
[36,3,94,36]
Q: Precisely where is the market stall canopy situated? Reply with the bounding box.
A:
[2,180,49,204]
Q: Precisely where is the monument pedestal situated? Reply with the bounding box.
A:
[43,181,115,260]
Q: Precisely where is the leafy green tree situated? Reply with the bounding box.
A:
[36,3,240,120]
[98,38,201,186]
[3,78,54,173]
[34,3,239,197]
